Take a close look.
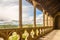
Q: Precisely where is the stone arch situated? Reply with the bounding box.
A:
[54,12,60,29]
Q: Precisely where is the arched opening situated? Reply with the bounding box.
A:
[54,15,60,29]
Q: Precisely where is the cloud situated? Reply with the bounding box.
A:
[0,6,19,21]
[36,13,43,24]
[22,6,43,24]
[22,12,43,24]
[0,0,19,22]
[0,0,19,7]
[0,0,43,25]
[22,6,34,24]
[22,0,32,6]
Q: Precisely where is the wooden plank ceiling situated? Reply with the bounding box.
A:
[26,0,60,15]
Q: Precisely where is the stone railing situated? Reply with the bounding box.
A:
[0,27,53,40]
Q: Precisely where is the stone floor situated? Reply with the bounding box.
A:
[0,38,4,40]
[38,30,60,40]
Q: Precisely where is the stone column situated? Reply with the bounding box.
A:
[50,17,52,26]
[48,15,50,27]
[43,9,46,27]
[47,12,48,26]
[45,12,48,27]
[50,15,51,27]
[19,0,23,40]
[32,1,36,27]
[51,17,53,26]
[46,12,48,26]
[19,0,22,28]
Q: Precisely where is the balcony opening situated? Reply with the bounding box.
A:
[0,0,19,29]
[36,8,43,27]
[22,0,34,28]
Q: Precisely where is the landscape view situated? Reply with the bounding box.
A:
[0,0,43,29]
[0,20,19,29]
[22,0,43,28]
[0,0,19,29]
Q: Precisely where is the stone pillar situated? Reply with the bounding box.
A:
[45,12,48,27]
[50,15,51,27]
[43,9,46,27]
[51,17,53,26]
[19,0,22,28]
[19,0,22,40]
[46,12,48,26]
[50,16,52,26]
[32,1,36,27]
[48,15,51,27]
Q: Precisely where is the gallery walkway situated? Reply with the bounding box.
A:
[38,30,60,40]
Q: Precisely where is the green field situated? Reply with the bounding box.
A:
[0,24,43,29]
[23,24,43,28]
[0,25,18,29]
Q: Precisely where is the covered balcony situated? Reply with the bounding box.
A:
[0,0,60,40]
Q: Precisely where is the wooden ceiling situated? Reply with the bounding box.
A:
[26,0,60,16]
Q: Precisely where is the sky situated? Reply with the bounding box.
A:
[0,0,43,24]
[22,0,43,24]
[0,0,19,22]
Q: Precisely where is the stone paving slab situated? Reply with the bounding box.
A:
[38,30,59,40]
[52,30,60,40]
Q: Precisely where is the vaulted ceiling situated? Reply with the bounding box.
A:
[27,0,60,16]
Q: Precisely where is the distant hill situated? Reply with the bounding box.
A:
[0,20,19,25]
